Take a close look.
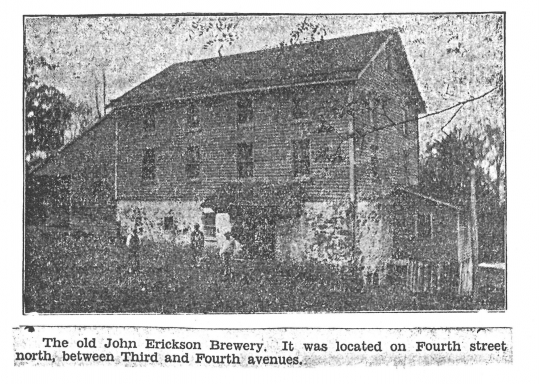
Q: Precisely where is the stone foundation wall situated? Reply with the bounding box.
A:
[119,199,392,272]
[117,200,231,247]
[276,200,392,271]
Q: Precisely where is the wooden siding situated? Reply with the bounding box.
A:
[116,58,420,204]
[116,83,352,202]
[391,193,459,263]
[32,117,117,235]
[33,43,422,208]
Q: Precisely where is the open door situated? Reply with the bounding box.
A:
[232,205,276,259]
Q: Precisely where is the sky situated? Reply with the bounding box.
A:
[24,14,504,150]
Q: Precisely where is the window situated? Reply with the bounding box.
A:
[185,145,201,179]
[142,148,156,181]
[385,46,395,71]
[92,178,102,198]
[370,144,379,178]
[292,139,310,176]
[402,149,409,183]
[416,212,432,239]
[401,108,409,136]
[143,109,156,131]
[368,99,378,130]
[187,102,200,128]
[163,216,174,231]
[237,96,253,124]
[292,95,308,119]
[202,212,216,237]
[237,142,254,178]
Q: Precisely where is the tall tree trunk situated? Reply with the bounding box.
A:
[347,88,356,262]
[470,167,479,298]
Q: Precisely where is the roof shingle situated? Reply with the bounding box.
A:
[111,29,414,108]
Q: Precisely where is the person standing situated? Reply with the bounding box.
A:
[190,223,205,266]
[126,226,140,273]
[219,232,235,278]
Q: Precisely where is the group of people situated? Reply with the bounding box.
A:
[126,223,236,277]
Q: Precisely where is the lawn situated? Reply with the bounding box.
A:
[23,227,504,313]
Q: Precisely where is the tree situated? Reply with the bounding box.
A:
[25,50,73,161]
[25,83,75,159]
[25,48,95,162]
[420,130,505,263]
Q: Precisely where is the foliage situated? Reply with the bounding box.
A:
[24,227,504,313]
[190,17,239,57]
[25,84,73,156]
[420,130,505,262]
[25,50,94,162]
[281,16,328,47]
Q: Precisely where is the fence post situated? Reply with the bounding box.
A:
[424,263,431,292]
[436,263,442,293]
[411,260,418,292]
[407,260,411,291]
[416,262,422,293]
[429,264,435,293]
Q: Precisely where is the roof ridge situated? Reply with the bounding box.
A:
[29,114,110,175]
[110,29,397,105]
[169,28,396,67]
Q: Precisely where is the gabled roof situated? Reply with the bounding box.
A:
[29,114,110,175]
[111,29,425,111]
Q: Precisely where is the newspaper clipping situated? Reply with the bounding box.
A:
[9,7,537,380]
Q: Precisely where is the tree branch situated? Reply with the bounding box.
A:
[440,104,464,135]
[357,84,501,139]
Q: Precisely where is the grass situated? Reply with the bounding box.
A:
[24,227,505,313]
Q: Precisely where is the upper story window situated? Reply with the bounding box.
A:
[143,109,156,131]
[237,142,254,178]
[402,149,409,182]
[187,102,200,129]
[292,94,308,120]
[370,144,379,178]
[401,108,409,137]
[185,145,201,179]
[142,148,156,181]
[416,212,433,239]
[91,177,107,201]
[385,45,395,72]
[237,96,254,124]
[292,139,310,176]
[368,99,376,128]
